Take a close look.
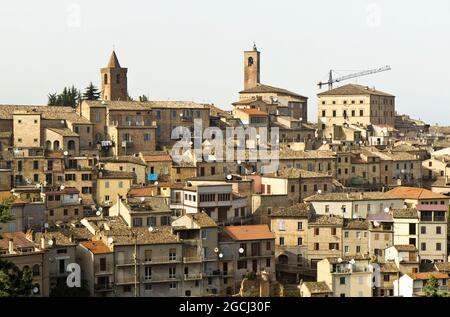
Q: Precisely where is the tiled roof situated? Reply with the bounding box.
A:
[143,154,172,162]
[434,262,450,272]
[126,197,170,213]
[387,186,449,200]
[236,108,268,116]
[100,156,147,166]
[34,231,76,247]
[0,191,26,205]
[0,105,91,123]
[239,83,307,99]
[279,148,335,160]
[408,272,449,280]
[317,84,394,97]
[185,212,217,228]
[302,281,331,294]
[379,262,399,273]
[309,215,343,226]
[107,50,121,68]
[0,232,35,250]
[274,167,331,179]
[367,213,394,222]
[224,225,274,241]
[83,100,207,110]
[270,204,309,218]
[80,240,112,254]
[128,186,157,197]
[305,192,394,202]
[97,170,135,179]
[47,128,79,137]
[394,245,418,252]
[344,219,369,230]
[392,208,418,219]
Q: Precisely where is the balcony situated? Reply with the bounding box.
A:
[141,256,182,265]
[143,275,180,283]
[94,283,114,292]
[184,273,203,281]
[183,256,202,263]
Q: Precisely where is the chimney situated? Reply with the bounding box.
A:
[8,239,14,254]
[69,234,74,243]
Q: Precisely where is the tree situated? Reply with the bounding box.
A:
[138,94,148,102]
[0,199,34,297]
[50,279,90,297]
[82,82,100,101]
[424,275,440,297]
[47,86,81,108]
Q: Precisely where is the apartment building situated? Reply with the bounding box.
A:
[219,225,275,294]
[269,204,310,283]
[299,281,332,297]
[367,213,394,261]
[394,272,449,297]
[305,192,404,219]
[44,187,84,225]
[261,168,334,203]
[317,84,395,140]
[374,262,399,297]
[317,257,373,297]
[342,219,370,257]
[95,170,134,208]
[278,149,336,176]
[170,182,248,225]
[307,215,343,267]
[385,245,420,274]
[0,232,48,296]
[99,156,147,185]
[78,240,114,297]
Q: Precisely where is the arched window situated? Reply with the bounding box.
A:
[248,57,254,66]
[53,140,60,151]
[104,74,108,85]
[32,264,40,276]
[45,140,52,150]
[68,140,76,150]
[116,74,120,84]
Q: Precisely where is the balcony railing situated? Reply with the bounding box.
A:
[94,283,114,291]
[141,256,182,265]
[184,273,203,280]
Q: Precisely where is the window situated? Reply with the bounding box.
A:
[436,243,442,251]
[409,223,416,234]
[279,221,285,231]
[133,217,143,227]
[436,226,442,234]
[63,209,68,216]
[144,250,152,262]
[266,259,271,267]
[144,266,152,280]
[314,243,319,251]
[169,283,177,289]
[33,160,39,170]
[169,249,177,261]
[266,241,271,251]
[340,277,346,285]
[201,230,208,240]
[344,231,349,238]
[421,226,426,234]
[297,222,303,230]
[344,246,349,253]
[297,238,303,246]
[104,181,110,189]
[421,243,426,251]
[169,267,176,278]
[32,264,40,277]
[360,110,364,116]
[144,133,150,142]
[314,228,319,236]
[331,228,337,236]
[147,217,156,227]
[279,237,284,246]
[99,258,107,271]
[325,205,330,213]
[237,260,247,269]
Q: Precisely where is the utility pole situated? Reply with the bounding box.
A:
[133,231,138,297]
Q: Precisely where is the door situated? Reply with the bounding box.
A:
[252,260,258,273]
[218,208,228,222]
[223,262,228,275]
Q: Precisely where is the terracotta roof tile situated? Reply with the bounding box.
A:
[224,225,274,241]
[80,240,112,254]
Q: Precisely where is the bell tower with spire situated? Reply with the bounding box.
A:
[243,42,260,90]
[101,50,128,101]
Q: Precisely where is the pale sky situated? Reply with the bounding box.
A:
[1,0,449,124]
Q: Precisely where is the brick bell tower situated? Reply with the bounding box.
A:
[101,50,128,101]
[244,43,261,90]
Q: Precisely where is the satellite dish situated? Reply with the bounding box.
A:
[148,226,154,232]
[98,207,103,212]
[317,189,322,194]
[219,253,224,258]
[214,247,219,253]
[337,258,343,263]
[44,223,49,229]
[322,140,327,145]
[63,151,69,156]
[238,247,245,254]
[95,210,101,216]
[60,185,65,190]
[349,259,356,265]
[226,174,232,180]
[237,160,242,165]
[384,207,390,213]
[107,237,114,244]
[48,239,54,246]
[140,197,145,202]
[154,181,158,186]
[32,287,39,294]
[373,221,380,227]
